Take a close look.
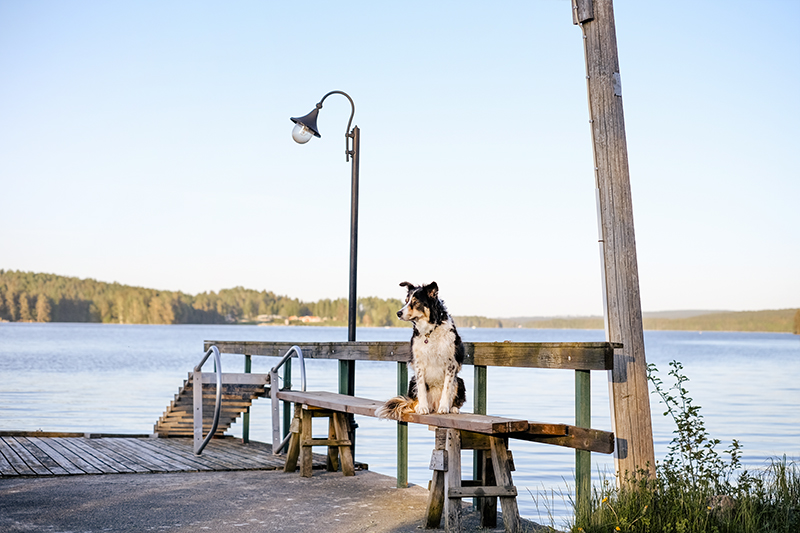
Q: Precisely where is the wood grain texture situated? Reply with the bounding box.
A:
[204,341,618,370]
[579,0,655,477]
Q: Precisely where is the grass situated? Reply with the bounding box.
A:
[566,361,799,533]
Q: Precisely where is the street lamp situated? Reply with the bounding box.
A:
[290,89,359,413]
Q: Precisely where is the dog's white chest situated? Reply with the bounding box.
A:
[411,327,457,384]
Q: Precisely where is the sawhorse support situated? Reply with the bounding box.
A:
[283,403,354,477]
[425,428,521,533]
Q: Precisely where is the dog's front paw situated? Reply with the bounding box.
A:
[415,404,431,415]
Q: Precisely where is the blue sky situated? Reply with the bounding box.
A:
[1,1,798,317]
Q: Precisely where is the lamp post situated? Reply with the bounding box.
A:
[291,90,360,449]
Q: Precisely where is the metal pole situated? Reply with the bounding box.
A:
[347,125,360,344]
[341,124,360,458]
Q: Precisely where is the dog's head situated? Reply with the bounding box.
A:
[397,281,440,323]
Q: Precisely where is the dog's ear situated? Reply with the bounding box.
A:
[424,282,439,300]
[399,281,416,292]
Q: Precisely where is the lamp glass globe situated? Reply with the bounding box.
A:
[292,122,314,144]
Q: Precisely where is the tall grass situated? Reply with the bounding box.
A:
[571,361,799,533]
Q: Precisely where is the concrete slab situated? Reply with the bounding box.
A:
[0,469,546,532]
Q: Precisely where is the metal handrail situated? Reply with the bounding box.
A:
[270,345,306,454]
[193,345,222,455]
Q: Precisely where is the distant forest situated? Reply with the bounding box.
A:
[1,270,798,333]
[0,270,404,327]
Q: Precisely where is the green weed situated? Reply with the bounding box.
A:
[570,360,799,533]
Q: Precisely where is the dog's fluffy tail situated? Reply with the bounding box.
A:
[375,396,417,420]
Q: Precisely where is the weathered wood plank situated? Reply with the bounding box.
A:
[515,424,615,454]
[26,437,85,475]
[0,438,37,476]
[129,439,211,472]
[449,485,517,498]
[490,437,522,533]
[444,430,464,532]
[80,439,151,473]
[104,438,177,472]
[154,439,244,471]
[579,0,655,477]
[205,341,618,370]
[49,437,123,474]
[277,390,531,435]
[197,373,270,385]
[16,437,70,475]
[47,438,106,474]
[1,437,53,476]
[0,442,19,475]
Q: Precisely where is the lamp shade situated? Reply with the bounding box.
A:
[290,107,322,138]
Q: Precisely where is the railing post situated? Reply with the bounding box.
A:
[473,365,488,509]
[575,369,591,517]
[339,359,356,457]
[242,354,251,444]
[397,361,408,488]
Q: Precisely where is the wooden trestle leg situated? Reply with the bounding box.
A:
[283,405,354,477]
[425,428,521,533]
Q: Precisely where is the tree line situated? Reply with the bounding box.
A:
[0,270,406,327]
[2,270,797,333]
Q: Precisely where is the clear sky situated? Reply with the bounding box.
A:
[1,1,798,318]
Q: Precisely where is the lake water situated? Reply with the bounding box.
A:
[1,323,798,527]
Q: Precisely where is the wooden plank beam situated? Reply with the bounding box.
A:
[204,341,618,370]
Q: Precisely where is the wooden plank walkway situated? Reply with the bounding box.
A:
[0,434,351,477]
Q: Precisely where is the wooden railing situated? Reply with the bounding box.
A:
[203,340,619,508]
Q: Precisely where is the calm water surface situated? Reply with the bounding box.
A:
[1,323,798,526]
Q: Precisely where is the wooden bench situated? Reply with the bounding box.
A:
[204,340,619,533]
[275,389,613,532]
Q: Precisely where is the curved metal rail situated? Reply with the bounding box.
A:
[270,345,306,454]
[193,345,222,455]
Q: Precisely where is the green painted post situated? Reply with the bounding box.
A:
[283,359,292,441]
[397,362,409,488]
[243,355,251,444]
[473,365,488,507]
[339,360,356,457]
[575,369,591,518]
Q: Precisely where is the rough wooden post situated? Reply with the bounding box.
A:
[573,0,656,479]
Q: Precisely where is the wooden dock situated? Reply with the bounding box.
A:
[0,432,350,477]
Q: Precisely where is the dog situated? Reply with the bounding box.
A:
[376,281,466,420]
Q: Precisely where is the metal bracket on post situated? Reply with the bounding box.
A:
[572,0,594,25]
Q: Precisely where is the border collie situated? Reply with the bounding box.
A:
[376,281,466,419]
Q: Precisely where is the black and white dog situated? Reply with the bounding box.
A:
[376,281,466,419]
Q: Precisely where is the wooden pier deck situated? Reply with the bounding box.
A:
[0,432,352,477]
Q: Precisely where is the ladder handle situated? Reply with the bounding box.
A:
[194,345,223,455]
[271,345,306,392]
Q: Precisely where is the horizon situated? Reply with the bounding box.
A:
[2,268,791,319]
[1,2,797,317]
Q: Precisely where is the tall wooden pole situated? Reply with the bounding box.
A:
[572,0,655,478]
